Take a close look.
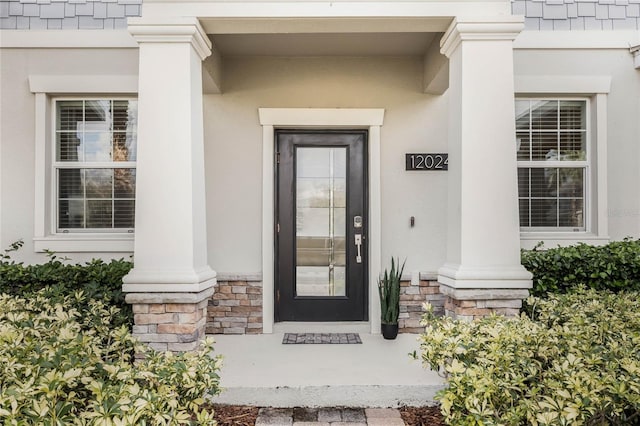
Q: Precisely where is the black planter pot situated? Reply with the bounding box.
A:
[381,323,399,340]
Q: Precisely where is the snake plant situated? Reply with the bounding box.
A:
[378,257,406,325]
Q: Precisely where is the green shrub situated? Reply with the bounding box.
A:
[418,288,640,425]
[0,290,222,425]
[521,238,640,296]
[0,240,133,327]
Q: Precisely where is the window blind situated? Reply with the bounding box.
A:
[515,99,587,230]
[55,99,137,232]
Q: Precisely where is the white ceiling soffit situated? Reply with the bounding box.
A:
[210,32,437,56]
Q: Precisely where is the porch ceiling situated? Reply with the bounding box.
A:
[210,32,438,56]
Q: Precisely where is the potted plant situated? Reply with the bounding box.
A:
[378,257,405,340]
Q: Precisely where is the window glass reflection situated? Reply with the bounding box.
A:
[55,99,137,231]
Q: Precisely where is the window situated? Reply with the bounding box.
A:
[515,99,588,232]
[54,99,137,232]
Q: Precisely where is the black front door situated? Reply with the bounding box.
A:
[276,130,368,321]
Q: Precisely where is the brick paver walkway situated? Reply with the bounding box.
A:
[255,407,405,425]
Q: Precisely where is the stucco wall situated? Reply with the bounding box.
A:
[0,47,139,262]
[204,56,449,276]
[1,43,639,274]
[513,47,640,241]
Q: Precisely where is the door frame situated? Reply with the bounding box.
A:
[259,108,384,334]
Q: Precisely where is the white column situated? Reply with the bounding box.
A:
[123,18,216,293]
[438,18,532,296]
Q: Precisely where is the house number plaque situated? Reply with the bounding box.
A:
[405,153,448,171]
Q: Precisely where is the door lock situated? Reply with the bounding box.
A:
[354,215,362,228]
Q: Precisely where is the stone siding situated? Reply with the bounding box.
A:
[399,279,444,333]
[206,280,263,335]
[440,287,530,322]
[444,298,522,321]
[126,287,214,353]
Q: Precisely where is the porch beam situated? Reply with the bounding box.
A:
[203,44,223,94]
[140,2,511,25]
[423,34,448,95]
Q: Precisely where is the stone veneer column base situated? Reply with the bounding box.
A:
[399,279,445,333]
[439,285,530,321]
[125,287,215,353]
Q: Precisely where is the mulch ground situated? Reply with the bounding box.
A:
[399,406,445,426]
[211,404,444,425]
[212,405,259,426]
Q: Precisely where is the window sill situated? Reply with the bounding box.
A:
[34,235,134,253]
[520,233,609,250]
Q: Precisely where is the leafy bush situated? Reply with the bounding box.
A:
[0,290,222,425]
[521,238,640,296]
[0,240,133,326]
[418,288,640,425]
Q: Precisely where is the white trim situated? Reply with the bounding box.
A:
[513,87,610,248]
[261,124,275,334]
[438,263,533,289]
[594,93,608,240]
[368,124,382,334]
[631,45,640,69]
[29,75,138,95]
[34,236,134,253]
[140,1,510,22]
[520,235,609,250]
[515,76,611,95]
[0,30,138,49]
[122,266,217,292]
[514,30,640,50]
[128,17,212,61]
[440,16,524,58]
[34,93,49,242]
[33,93,138,254]
[259,108,384,335]
[515,95,609,246]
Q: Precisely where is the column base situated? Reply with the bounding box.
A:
[126,287,215,353]
[122,266,217,293]
[438,263,532,321]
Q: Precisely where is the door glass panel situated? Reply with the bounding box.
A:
[296,147,346,297]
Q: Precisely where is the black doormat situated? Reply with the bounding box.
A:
[282,333,362,344]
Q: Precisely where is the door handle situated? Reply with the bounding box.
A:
[354,234,362,264]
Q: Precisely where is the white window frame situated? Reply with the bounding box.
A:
[514,76,610,248]
[516,97,590,233]
[52,97,137,234]
[29,75,137,253]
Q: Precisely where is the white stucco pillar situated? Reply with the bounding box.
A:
[122,18,215,351]
[437,17,532,319]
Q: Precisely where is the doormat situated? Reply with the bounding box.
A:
[282,333,362,344]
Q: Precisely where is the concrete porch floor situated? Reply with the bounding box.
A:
[208,333,446,408]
